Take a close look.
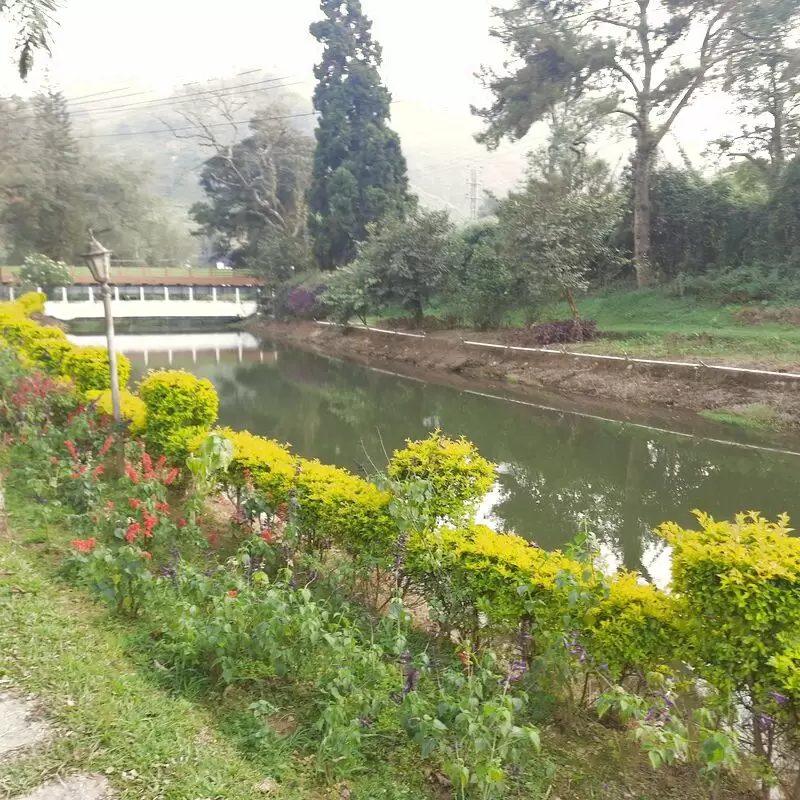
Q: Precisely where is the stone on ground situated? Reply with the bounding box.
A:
[0,692,50,756]
[14,775,112,800]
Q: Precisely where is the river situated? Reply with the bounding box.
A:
[72,330,800,586]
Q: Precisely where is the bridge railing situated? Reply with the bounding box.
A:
[42,285,261,304]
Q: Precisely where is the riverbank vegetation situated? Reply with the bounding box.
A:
[2,295,799,798]
[180,0,800,370]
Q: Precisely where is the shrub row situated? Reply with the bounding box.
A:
[3,299,799,725]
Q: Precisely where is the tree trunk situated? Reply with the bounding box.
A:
[633,140,655,288]
[565,287,580,320]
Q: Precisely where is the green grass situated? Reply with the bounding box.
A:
[699,404,784,432]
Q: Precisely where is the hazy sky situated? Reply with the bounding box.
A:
[0,0,740,194]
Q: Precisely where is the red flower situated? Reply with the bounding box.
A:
[71,537,97,553]
[457,651,470,668]
[78,465,87,475]
[92,465,105,481]
[164,468,179,486]
[64,440,78,461]
[178,518,188,529]
[125,521,141,544]
[277,503,289,522]
[98,435,115,457]
[141,551,152,559]
[261,528,274,543]
[125,464,140,484]
[142,452,154,479]
[50,456,59,466]
[129,498,142,510]
[207,532,221,550]
[70,472,79,480]
[155,501,169,513]
[106,500,116,512]
[156,455,167,470]
[227,590,238,598]
[142,511,158,538]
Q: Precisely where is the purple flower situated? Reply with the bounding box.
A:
[770,692,788,707]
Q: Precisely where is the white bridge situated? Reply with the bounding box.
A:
[43,285,259,322]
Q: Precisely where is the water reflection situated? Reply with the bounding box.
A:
[95,333,800,571]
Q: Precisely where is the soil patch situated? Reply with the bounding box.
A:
[734,307,800,326]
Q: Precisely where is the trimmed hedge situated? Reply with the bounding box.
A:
[63,346,132,396]
[86,388,147,433]
[139,370,218,460]
[4,301,800,717]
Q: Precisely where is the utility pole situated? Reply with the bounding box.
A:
[468,167,481,222]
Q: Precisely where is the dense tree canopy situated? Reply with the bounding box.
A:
[0,89,195,266]
[308,0,410,270]
[190,106,314,282]
[474,0,784,287]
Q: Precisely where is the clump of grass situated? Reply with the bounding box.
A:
[700,404,783,431]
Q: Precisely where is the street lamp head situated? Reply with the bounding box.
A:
[82,231,112,283]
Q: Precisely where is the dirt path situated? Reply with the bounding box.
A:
[249,320,800,430]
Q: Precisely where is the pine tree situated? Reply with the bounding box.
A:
[32,88,81,261]
[308,0,410,270]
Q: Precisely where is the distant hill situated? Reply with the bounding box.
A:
[73,72,530,224]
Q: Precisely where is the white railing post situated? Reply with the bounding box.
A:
[8,286,14,301]
[61,287,68,303]
[114,286,120,302]
[212,286,218,302]
[88,286,94,303]
[139,286,145,301]
[164,286,170,302]
[235,287,241,304]
[188,286,194,302]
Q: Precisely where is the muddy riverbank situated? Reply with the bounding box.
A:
[248,319,800,430]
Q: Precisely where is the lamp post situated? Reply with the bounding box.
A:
[82,232,122,423]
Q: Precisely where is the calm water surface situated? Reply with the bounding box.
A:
[73,331,800,583]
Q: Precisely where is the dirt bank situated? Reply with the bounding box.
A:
[249,320,800,430]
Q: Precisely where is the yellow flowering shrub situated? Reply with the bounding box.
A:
[63,346,132,395]
[388,431,496,522]
[209,428,297,501]
[295,458,395,556]
[660,511,800,701]
[16,291,46,316]
[139,370,218,460]
[85,389,147,433]
[407,524,582,633]
[581,572,683,680]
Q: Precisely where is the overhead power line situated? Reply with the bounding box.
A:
[74,110,318,140]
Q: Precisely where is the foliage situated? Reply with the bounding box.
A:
[0,89,196,266]
[63,346,132,396]
[526,319,598,346]
[0,0,59,79]
[475,0,761,286]
[190,107,314,279]
[445,221,514,330]
[581,573,682,680]
[308,0,410,269]
[138,370,218,459]
[401,652,541,798]
[358,208,456,322]
[16,291,46,315]
[388,432,495,524]
[19,253,71,292]
[85,388,146,434]
[320,261,376,325]
[498,167,620,317]
[660,511,800,709]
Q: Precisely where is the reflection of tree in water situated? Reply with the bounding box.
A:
[197,343,798,570]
